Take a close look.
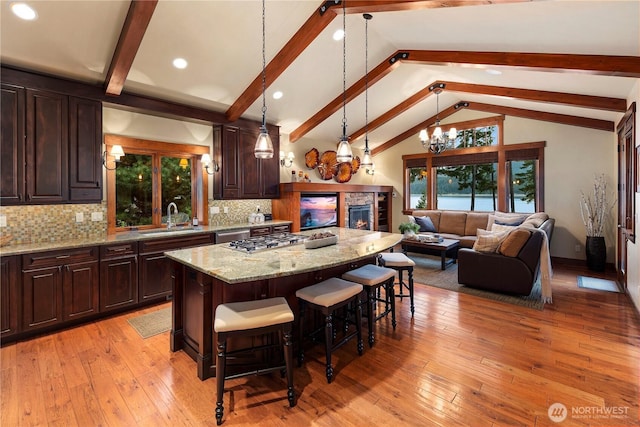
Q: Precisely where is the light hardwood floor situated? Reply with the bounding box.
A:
[1,262,639,427]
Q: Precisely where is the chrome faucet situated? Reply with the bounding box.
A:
[167,202,178,229]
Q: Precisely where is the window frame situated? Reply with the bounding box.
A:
[105,134,209,234]
[402,116,545,213]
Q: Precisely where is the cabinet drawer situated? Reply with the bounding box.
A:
[138,234,213,254]
[250,226,272,237]
[100,242,138,259]
[22,247,98,269]
[272,224,291,233]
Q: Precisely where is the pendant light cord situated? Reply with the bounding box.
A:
[364,15,368,145]
[261,0,267,127]
[341,0,346,136]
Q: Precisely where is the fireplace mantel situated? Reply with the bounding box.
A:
[273,183,393,232]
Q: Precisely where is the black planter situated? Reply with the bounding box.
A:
[585,236,606,272]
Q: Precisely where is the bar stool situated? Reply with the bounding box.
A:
[213,297,295,425]
[378,252,416,316]
[342,264,397,348]
[296,277,364,384]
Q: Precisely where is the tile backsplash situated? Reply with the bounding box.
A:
[0,199,276,246]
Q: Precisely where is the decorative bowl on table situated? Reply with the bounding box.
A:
[304,232,338,249]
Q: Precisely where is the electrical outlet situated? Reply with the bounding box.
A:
[91,212,103,221]
[223,207,229,214]
[575,244,581,252]
[210,206,220,214]
[0,215,6,227]
[75,212,84,223]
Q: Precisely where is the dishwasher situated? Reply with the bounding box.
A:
[215,229,251,244]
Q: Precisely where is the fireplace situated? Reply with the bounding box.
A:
[349,205,371,230]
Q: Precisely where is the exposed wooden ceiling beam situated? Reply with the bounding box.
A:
[104,0,158,96]
[467,102,615,132]
[403,50,640,78]
[350,79,626,142]
[292,49,636,142]
[372,100,615,155]
[226,0,530,123]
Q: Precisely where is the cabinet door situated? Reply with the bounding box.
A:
[100,256,138,311]
[221,125,241,199]
[22,266,62,331]
[240,128,262,198]
[25,89,68,203]
[1,256,20,337]
[139,252,173,301]
[69,97,102,202]
[0,84,25,205]
[260,131,280,198]
[62,260,99,320]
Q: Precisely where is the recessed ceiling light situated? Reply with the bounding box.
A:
[11,2,37,20]
[172,58,188,69]
[272,91,283,100]
[486,68,502,75]
[333,29,345,41]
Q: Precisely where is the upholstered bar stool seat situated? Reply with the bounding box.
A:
[214,297,295,425]
[296,277,364,384]
[378,252,416,316]
[341,264,397,348]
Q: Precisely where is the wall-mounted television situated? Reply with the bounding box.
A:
[300,194,338,230]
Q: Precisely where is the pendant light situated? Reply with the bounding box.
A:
[360,13,373,171]
[254,0,274,159]
[335,1,353,163]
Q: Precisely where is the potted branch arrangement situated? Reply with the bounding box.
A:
[579,174,615,272]
[399,222,420,239]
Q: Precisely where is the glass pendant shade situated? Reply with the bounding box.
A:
[254,125,274,159]
[361,145,373,168]
[336,135,353,163]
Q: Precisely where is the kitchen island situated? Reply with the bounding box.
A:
[165,227,402,380]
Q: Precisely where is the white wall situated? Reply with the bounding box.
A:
[626,80,640,312]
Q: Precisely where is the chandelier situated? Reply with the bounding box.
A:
[419,83,457,154]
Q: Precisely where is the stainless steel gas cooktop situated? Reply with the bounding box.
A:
[225,232,307,253]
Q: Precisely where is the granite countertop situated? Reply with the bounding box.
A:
[0,220,292,256]
[164,227,403,284]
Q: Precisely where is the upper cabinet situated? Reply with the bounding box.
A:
[212,124,279,200]
[0,83,102,205]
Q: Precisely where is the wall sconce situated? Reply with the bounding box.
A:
[102,144,125,170]
[279,151,294,168]
[201,153,219,175]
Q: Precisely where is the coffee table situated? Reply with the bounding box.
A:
[401,237,460,270]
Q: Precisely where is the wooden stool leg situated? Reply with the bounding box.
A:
[355,296,364,355]
[298,300,305,367]
[282,327,296,407]
[398,270,404,296]
[215,336,227,426]
[408,267,415,316]
[387,278,397,329]
[324,312,334,383]
[367,288,376,348]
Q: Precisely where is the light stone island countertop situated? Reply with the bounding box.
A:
[164,227,403,284]
[0,220,292,257]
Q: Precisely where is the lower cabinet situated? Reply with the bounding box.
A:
[21,247,99,332]
[100,242,138,312]
[1,256,20,338]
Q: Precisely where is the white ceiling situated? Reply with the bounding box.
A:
[1,0,638,151]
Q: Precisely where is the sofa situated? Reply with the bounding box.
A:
[408,210,555,296]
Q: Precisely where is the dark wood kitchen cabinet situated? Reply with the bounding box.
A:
[213,124,279,200]
[0,256,20,338]
[0,83,102,205]
[100,242,138,312]
[138,233,214,302]
[21,247,99,331]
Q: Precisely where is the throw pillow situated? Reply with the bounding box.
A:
[491,223,518,233]
[408,215,416,224]
[472,229,510,253]
[414,215,436,232]
[498,229,532,257]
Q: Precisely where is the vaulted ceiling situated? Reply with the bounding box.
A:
[2,0,638,154]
